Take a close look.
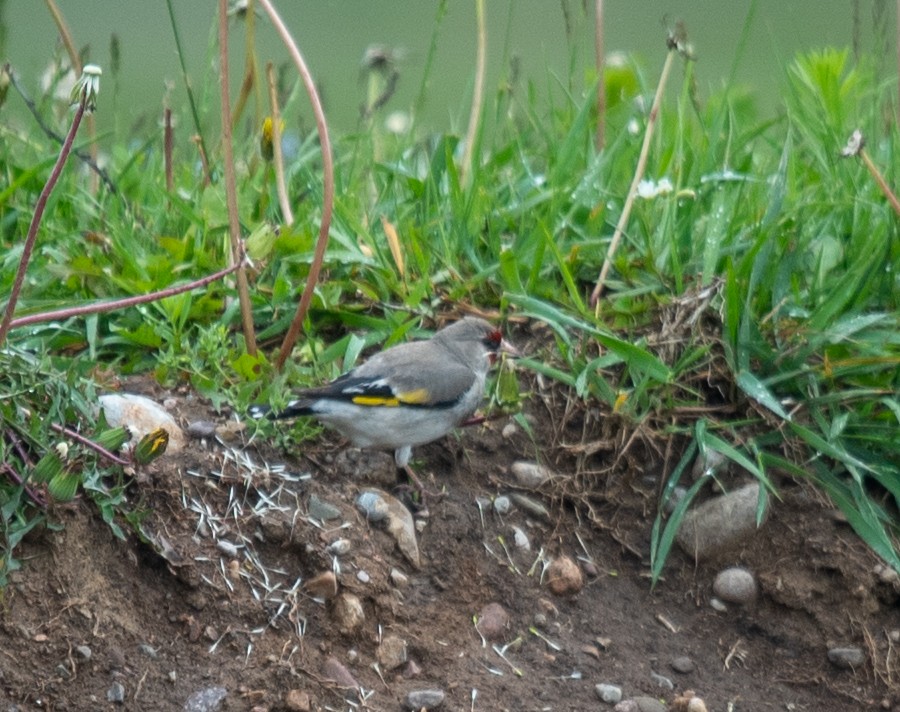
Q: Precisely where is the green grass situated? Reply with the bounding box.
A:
[0,6,897,584]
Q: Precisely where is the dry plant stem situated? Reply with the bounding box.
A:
[257,0,335,372]
[860,148,900,216]
[461,0,486,187]
[0,463,46,508]
[44,0,99,194]
[5,65,117,195]
[9,260,246,331]
[164,108,174,192]
[218,0,258,356]
[266,61,294,224]
[594,0,605,151]
[590,47,677,308]
[0,102,86,348]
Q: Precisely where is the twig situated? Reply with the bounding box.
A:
[590,43,678,306]
[0,97,86,348]
[460,0,486,187]
[841,129,900,217]
[218,0,258,356]
[265,61,294,224]
[257,0,334,372]
[47,422,130,467]
[164,108,174,192]
[9,259,246,331]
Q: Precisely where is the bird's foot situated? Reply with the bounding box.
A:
[395,465,445,514]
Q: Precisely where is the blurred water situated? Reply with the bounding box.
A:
[0,1,891,137]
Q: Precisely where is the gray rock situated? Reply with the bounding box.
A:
[619,697,667,712]
[107,682,125,703]
[650,671,674,689]
[670,655,695,674]
[509,493,550,520]
[713,567,758,604]
[595,683,623,704]
[183,686,227,712]
[827,647,866,669]
[403,689,445,710]
[75,645,92,660]
[327,538,352,555]
[331,592,365,634]
[676,483,766,560]
[493,495,512,514]
[512,526,531,551]
[308,494,342,521]
[359,489,420,568]
[186,420,217,439]
[138,643,158,659]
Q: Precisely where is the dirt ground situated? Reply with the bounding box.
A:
[1,369,898,712]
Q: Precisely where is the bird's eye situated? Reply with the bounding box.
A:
[483,330,503,349]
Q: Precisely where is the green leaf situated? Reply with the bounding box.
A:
[736,370,791,420]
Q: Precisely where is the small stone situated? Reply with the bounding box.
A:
[713,567,758,605]
[99,393,185,454]
[670,656,695,674]
[55,663,70,679]
[501,422,518,438]
[827,647,866,669]
[107,682,125,703]
[613,702,640,712]
[168,670,177,683]
[308,494,342,521]
[216,539,239,558]
[376,635,408,670]
[356,570,370,584]
[356,490,390,522]
[512,526,531,551]
[547,555,583,596]
[676,483,765,560]
[327,538,352,556]
[331,592,365,634]
[709,596,728,612]
[75,645,92,660]
[509,493,550,520]
[186,420,217,439]
[493,495,512,514]
[650,671,674,689]
[305,571,338,600]
[595,683,623,704]
[403,659,422,678]
[357,489,420,568]
[511,461,552,488]
[138,643,158,659]
[390,568,409,588]
[284,689,311,712]
[321,656,358,687]
[475,603,509,642]
[627,697,667,712]
[403,689,445,710]
[183,686,227,712]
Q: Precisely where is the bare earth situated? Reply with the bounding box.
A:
[1,372,898,712]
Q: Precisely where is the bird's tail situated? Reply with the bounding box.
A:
[248,399,315,420]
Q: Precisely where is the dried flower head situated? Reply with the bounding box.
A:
[70,64,102,113]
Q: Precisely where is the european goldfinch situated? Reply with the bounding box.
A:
[249,317,519,486]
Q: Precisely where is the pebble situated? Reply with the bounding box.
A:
[663,485,688,515]
[284,689,311,712]
[616,697,667,712]
[403,689,445,710]
[331,592,365,634]
[403,659,422,678]
[327,538,352,556]
[107,682,125,703]
[356,570,370,584]
[709,596,728,612]
[512,526,531,551]
[305,571,339,600]
[138,643,158,659]
[827,647,866,669]
[356,491,390,522]
[183,686,227,712]
[650,671,674,689]
[510,461,552,488]
[547,555,584,596]
[675,483,766,560]
[356,489,420,568]
[509,493,550,520]
[321,656,358,687]
[691,449,727,479]
[308,494,342,521]
[390,568,409,588]
[186,420,217,439]
[670,656,695,674]
[475,602,510,642]
[713,567,758,605]
[376,635,408,670]
[493,495,512,514]
[216,539,239,558]
[595,683,623,704]
[75,645,92,660]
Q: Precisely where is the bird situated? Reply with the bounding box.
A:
[249,317,519,493]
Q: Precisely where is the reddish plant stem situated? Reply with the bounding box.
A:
[48,422,131,467]
[9,259,245,330]
[0,102,86,348]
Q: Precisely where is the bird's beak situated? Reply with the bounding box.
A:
[499,338,522,359]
